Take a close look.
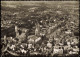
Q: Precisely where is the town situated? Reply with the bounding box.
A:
[1,1,79,57]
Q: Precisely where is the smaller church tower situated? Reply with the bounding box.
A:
[4,35,7,44]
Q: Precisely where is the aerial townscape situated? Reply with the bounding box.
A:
[1,1,79,57]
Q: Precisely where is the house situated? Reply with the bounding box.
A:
[53,49,63,55]
[28,43,33,49]
[47,42,52,48]
[28,35,42,45]
[64,46,71,51]
[69,51,78,55]
[28,7,38,12]
[53,46,63,55]
[65,30,72,34]
[72,47,79,52]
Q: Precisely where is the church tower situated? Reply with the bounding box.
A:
[15,25,19,38]
[35,22,40,36]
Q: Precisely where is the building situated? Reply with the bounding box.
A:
[35,22,40,36]
[15,25,28,42]
[53,46,63,55]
